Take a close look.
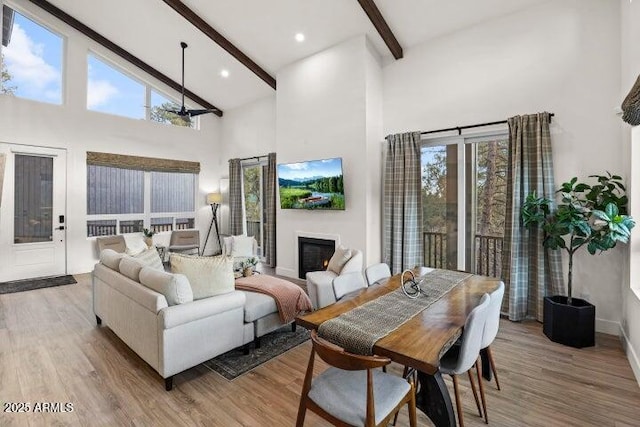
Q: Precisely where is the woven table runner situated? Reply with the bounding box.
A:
[318,269,472,355]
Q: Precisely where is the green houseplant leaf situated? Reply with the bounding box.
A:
[521,173,635,304]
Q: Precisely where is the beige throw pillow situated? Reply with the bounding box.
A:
[170,254,235,300]
[327,246,352,274]
[100,249,124,271]
[139,267,193,306]
[119,257,144,282]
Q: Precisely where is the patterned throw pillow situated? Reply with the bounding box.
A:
[134,248,164,271]
[170,254,235,300]
[327,246,352,274]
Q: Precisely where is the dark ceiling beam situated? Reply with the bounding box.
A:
[162,0,276,90]
[356,0,403,59]
[27,0,223,117]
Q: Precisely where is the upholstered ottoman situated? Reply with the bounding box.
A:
[236,275,313,348]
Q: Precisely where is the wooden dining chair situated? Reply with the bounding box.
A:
[477,281,505,424]
[364,263,391,286]
[296,330,417,427]
[439,293,491,427]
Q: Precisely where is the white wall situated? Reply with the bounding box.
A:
[275,36,383,278]
[620,0,640,385]
[384,0,623,333]
[0,2,222,274]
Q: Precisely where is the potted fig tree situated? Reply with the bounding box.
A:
[522,173,635,348]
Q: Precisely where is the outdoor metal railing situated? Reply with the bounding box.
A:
[422,231,504,278]
[246,220,261,248]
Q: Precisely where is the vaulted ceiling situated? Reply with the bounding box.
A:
[43,0,547,113]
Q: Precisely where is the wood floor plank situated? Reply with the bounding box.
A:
[0,274,639,426]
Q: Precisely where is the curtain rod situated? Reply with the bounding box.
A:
[420,113,555,136]
[239,154,269,162]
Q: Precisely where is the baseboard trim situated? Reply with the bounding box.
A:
[620,325,640,387]
[596,318,621,336]
[275,267,296,279]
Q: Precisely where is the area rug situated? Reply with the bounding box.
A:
[0,275,77,294]
[202,327,310,380]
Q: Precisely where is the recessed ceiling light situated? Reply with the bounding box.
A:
[220,69,230,78]
[295,33,305,42]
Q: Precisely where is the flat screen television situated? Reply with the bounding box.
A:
[277,157,345,210]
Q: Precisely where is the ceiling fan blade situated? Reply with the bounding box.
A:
[187,109,217,117]
[162,108,183,115]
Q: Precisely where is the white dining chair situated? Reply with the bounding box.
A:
[332,271,367,301]
[439,293,491,427]
[477,281,505,423]
[365,262,391,286]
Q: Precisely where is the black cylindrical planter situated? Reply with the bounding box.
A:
[543,296,595,348]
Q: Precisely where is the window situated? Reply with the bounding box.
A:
[1,5,63,104]
[150,90,194,128]
[421,133,508,278]
[87,54,145,119]
[242,159,267,259]
[86,161,197,237]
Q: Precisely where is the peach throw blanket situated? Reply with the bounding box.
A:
[235,275,313,323]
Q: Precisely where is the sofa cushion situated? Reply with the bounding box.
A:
[100,249,125,271]
[119,257,145,282]
[231,235,254,257]
[327,246,352,274]
[134,248,164,271]
[123,233,148,256]
[138,267,193,306]
[170,254,235,300]
[242,291,277,322]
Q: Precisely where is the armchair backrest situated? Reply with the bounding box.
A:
[340,249,363,274]
[96,235,126,254]
[170,230,200,247]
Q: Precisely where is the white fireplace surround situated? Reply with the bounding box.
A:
[275,231,340,279]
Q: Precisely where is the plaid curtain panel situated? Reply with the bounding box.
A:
[382,132,423,274]
[264,153,277,267]
[501,112,565,321]
[228,158,244,236]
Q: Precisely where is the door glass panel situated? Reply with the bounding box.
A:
[469,139,508,278]
[421,145,458,269]
[14,154,53,243]
[243,164,262,256]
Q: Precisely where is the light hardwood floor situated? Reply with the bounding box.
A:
[1,273,639,426]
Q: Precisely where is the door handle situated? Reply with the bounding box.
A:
[56,226,65,231]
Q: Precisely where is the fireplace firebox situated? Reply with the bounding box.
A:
[298,237,335,279]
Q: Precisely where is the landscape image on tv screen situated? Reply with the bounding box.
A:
[277,158,345,210]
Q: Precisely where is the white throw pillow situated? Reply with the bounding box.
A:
[170,254,235,300]
[139,267,193,306]
[123,233,148,256]
[134,248,164,271]
[231,235,254,258]
[327,246,352,274]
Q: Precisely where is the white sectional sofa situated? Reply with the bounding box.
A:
[93,257,255,391]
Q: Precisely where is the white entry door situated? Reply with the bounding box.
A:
[0,144,67,282]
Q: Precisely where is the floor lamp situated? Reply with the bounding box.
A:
[203,192,222,255]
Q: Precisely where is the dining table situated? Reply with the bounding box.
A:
[296,266,502,427]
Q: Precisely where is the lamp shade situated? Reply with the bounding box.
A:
[206,192,222,204]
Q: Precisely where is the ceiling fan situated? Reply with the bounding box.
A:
[163,42,219,117]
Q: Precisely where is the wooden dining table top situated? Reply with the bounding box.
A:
[296,267,502,375]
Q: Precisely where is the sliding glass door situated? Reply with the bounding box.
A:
[242,160,267,260]
[421,133,508,277]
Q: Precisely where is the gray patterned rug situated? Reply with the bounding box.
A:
[0,275,77,294]
[202,326,310,380]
